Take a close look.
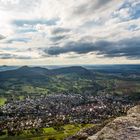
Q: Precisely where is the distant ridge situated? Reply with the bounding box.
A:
[52,66,92,76]
[0,66,93,79]
[18,66,50,74]
[2,65,8,67]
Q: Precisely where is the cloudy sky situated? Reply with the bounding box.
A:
[0,0,140,65]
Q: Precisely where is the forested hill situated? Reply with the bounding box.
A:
[0,66,98,95]
[0,66,93,79]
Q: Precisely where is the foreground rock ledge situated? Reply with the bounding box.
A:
[88,105,140,140]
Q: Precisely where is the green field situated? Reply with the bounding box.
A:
[0,124,94,140]
[0,97,7,106]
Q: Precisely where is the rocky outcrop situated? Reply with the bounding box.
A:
[88,105,140,140]
[65,119,114,140]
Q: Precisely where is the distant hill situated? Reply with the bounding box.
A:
[0,66,93,79]
[0,66,50,79]
[52,66,93,78]
[0,66,18,72]
[0,65,139,95]
[87,64,140,75]
[0,66,98,95]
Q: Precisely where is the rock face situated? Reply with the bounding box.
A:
[88,105,140,140]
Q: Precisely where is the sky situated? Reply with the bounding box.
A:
[0,0,140,65]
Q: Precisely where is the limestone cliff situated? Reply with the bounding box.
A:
[88,105,140,140]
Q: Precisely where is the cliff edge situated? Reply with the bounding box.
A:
[88,105,140,140]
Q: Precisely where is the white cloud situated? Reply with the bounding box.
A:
[0,0,140,65]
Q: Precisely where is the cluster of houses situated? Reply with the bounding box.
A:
[0,93,136,135]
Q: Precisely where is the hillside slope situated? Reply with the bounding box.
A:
[0,66,98,95]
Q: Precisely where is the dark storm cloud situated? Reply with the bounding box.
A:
[44,37,140,59]
[102,38,140,59]
[49,35,66,42]
[51,27,70,34]
[0,53,31,59]
[0,54,13,59]
[46,41,110,55]
[73,0,112,16]
[0,34,5,40]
